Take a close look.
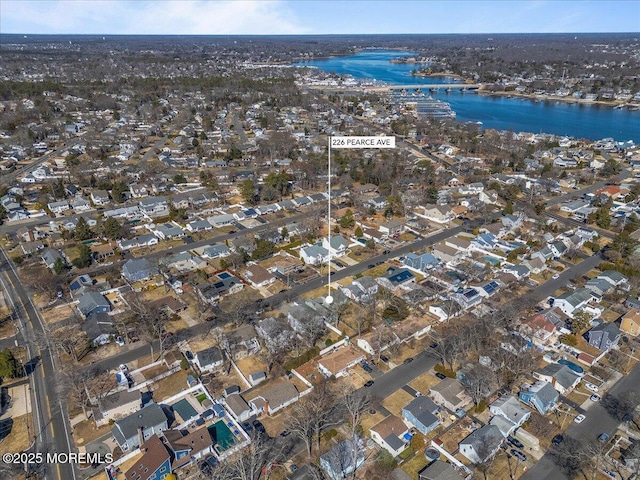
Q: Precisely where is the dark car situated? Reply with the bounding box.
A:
[279,430,290,438]
[252,420,266,435]
[241,422,252,432]
[364,380,374,387]
[199,455,218,475]
[403,357,414,364]
[429,343,438,349]
[367,264,375,269]
[334,261,345,268]
[183,235,194,244]
[508,436,524,449]
[380,355,389,363]
[362,364,373,373]
[228,230,236,234]
[184,350,194,361]
[510,449,527,462]
[383,249,390,255]
[552,434,564,446]
[435,372,447,380]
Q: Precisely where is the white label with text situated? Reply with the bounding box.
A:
[331,136,396,149]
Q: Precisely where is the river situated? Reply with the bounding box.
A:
[296,50,640,142]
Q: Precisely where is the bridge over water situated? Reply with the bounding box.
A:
[378,83,482,92]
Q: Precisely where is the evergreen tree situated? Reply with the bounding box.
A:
[0,348,19,380]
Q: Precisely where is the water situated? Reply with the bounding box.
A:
[296,50,640,142]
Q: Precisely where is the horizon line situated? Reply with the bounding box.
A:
[2,32,639,37]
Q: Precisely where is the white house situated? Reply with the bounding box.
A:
[370,415,410,457]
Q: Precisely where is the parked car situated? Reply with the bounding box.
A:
[510,449,527,462]
[184,350,194,361]
[119,364,129,372]
[435,372,447,380]
[552,273,560,279]
[598,433,610,443]
[552,434,564,446]
[115,336,125,347]
[507,436,524,449]
[403,357,414,364]
[380,355,389,363]
[574,414,586,424]
[585,382,599,393]
[252,420,266,435]
[590,394,601,402]
[362,364,373,373]
[364,380,374,387]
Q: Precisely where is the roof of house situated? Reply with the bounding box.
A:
[77,291,110,316]
[252,382,299,409]
[123,258,156,278]
[403,396,439,427]
[556,288,592,307]
[111,403,167,445]
[522,380,559,405]
[163,426,213,458]
[124,434,171,480]
[318,346,363,376]
[535,363,580,389]
[459,424,503,458]
[589,321,621,338]
[224,393,250,417]
[243,264,275,284]
[419,460,464,480]
[430,378,466,406]
[370,414,408,450]
[195,346,223,367]
[489,395,529,424]
[84,312,115,340]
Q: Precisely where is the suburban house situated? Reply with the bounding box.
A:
[587,321,621,351]
[123,434,172,480]
[226,325,260,360]
[201,244,231,259]
[319,436,366,480]
[317,346,364,378]
[339,276,378,303]
[248,382,299,416]
[518,381,559,414]
[154,223,185,240]
[288,302,325,334]
[111,402,168,452]
[322,234,349,257]
[242,264,276,288]
[193,346,224,372]
[418,460,464,480]
[223,393,252,422]
[432,243,461,265]
[414,205,454,224]
[403,252,439,272]
[42,249,65,271]
[533,364,581,395]
[77,291,111,318]
[84,312,116,346]
[185,219,212,233]
[598,270,628,288]
[90,190,110,206]
[429,378,471,412]
[123,258,158,283]
[402,396,440,435]
[369,414,411,457]
[92,390,142,427]
[376,267,416,291]
[379,219,404,236]
[163,426,214,469]
[256,317,295,353]
[552,288,594,317]
[489,395,530,434]
[139,196,169,218]
[621,309,640,337]
[300,244,329,266]
[459,424,504,464]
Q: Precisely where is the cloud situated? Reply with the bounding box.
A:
[1,0,307,35]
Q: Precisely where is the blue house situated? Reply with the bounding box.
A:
[402,396,440,435]
[518,380,559,414]
[77,291,111,318]
[123,434,172,480]
[403,253,439,272]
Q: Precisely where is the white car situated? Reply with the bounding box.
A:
[574,414,586,424]
[552,273,560,280]
[119,363,129,372]
[585,383,599,393]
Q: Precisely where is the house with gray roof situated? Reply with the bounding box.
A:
[518,380,559,414]
[154,223,184,240]
[139,196,169,218]
[77,291,111,318]
[587,321,621,351]
[320,436,366,480]
[459,424,504,464]
[553,288,594,317]
[185,219,212,233]
[42,249,65,271]
[201,244,230,259]
[418,460,464,480]
[256,317,295,352]
[585,277,615,296]
[207,213,235,227]
[533,363,581,395]
[193,346,224,372]
[84,312,116,346]
[322,234,349,257]
[489,395,530,432]
[402,396,440,435]
[300,244,329,266]
[404,252,439,272]
[111,402,168,452]
[223,393,251,422]
[122,258,158,282]
[598,270,628,288]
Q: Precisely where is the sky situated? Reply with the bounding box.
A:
[1,0,639,35]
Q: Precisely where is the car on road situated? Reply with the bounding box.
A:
[364,380,374,387]
[552,434,564,446]
[403,357,414,364]
[367,264,375,269]
[383,250,390,255]
[415,391,423,397]
[574,414,586,424]
[590,394,601,402]
[507,436,524,449]
[552,273,560,279]
[435,372,447,380]
[510,449,527,462]
[585,382,599,392]
[598,433,610,443]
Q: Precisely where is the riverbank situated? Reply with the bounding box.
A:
[477,89,630,108]
[411,72,467,81]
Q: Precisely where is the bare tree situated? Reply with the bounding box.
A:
[287,400,316,458]
[129,295,168,361]
[59,367,94,419]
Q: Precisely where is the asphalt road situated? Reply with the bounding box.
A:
[362,350,438,399]
[544,170,630,207]
[0,248,77,480]
[523,361,640,480]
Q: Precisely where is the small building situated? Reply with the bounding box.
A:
[459,424,504,464]
[193,346,224,372]
[223,393,251,422]
[243,264,276,288]
[429,378,470,412]
[77,291,111,318]
[249,382,299,416]
[402,396,440,435]
[587,321,621,351]
[122,258,158,282]
[111,402,168,452]
[418,460,464,480]
[533,364,580,395]
[489,395,530,430]
[317,346,364,378]
[369,414,411,457]
[518,380,559,414]
[620,309,640,337]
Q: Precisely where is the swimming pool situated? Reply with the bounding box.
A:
[208,421,236,452]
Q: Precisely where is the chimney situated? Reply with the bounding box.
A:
[137,423,145,449]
